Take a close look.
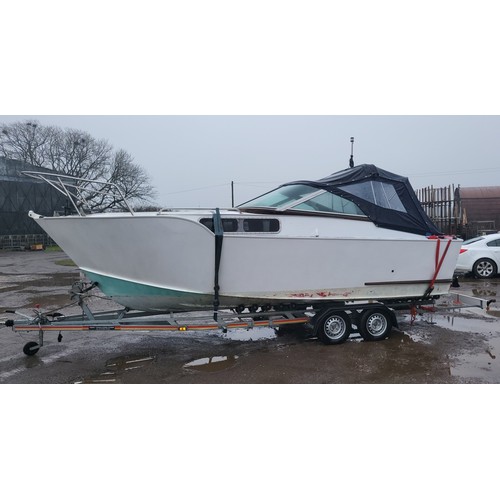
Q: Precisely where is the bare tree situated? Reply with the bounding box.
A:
[0,120,156,211]
[0,121,56,167]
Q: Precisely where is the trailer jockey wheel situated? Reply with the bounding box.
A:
[358,309,392,341]
[23,341,40,356]
[314,310,352,345]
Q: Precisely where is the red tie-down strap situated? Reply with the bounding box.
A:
[423,236,452,299]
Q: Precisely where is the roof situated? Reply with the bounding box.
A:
[459,187,500,199]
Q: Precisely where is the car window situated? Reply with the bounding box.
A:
[463,237,484,245]
[486,239,500,247]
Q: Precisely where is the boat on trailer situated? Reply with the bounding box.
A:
[25,164,462,313]
[11,163,464,350]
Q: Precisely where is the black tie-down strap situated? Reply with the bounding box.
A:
[213,208,224,321]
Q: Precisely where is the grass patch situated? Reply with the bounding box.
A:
[55,258,76,267]
[45,245,62,252]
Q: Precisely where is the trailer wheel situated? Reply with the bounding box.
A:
[315,310,352,345]
[358,309,392,341]
[23,341,40,356]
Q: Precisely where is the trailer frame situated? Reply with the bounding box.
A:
[3,280,496,356]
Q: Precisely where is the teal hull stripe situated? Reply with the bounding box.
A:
[83,271,201,299]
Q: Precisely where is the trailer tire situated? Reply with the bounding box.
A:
[315,310,352,345]
[23,341,40,356]
[358,309,392,341]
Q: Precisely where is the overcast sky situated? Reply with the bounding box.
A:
[2,3,499,209]
[1,115,499,208]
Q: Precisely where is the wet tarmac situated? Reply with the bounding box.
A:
[1,249,500,383]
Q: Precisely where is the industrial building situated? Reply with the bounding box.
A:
[0,157,68,249]
[455,187,500,238]
[417,184,500,239]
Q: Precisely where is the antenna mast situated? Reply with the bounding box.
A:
[349,137,355,168]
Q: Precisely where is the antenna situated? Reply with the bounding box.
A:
[349,137,355,168]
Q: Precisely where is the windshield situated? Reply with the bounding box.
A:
[239,184,319,209]
[240,184,366,216]
[293,191,365,216]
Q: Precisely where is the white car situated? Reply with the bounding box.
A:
[455,233,500,278]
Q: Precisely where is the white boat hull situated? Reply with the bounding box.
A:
[30,211,462,312]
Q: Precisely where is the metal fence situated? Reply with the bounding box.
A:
[0,233,56,250]
[416,185,459,236]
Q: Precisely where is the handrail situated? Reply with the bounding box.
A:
[22,171,135,216]
[157,207,240,213]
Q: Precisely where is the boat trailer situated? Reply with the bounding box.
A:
[3,281,496,356]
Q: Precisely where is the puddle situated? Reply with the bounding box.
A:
[21,293,73,309]
[423,314,498,335]
[0,272,78,289]
[0,272,79,309]
[183,355,239,373]
[217,327,277,341]
[400,308,499,344]
[105,355,156,370]
[451,336,500,382]
[471,283,498,298]
[0,275,37,288]
[402,331,433,344]
[75,354,156,383]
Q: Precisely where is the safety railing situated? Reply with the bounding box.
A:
[22,171,135,216]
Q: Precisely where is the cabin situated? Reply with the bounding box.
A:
[416,184,500,239]
[0,157,68,249]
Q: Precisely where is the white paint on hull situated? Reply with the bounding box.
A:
[30,210,462,311]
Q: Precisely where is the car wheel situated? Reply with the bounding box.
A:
[473,258,497,279]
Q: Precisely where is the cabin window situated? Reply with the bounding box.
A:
[200,218,238,232]
[341,180,407,213]
[199,218,279,233]
[292,191,365,216]
[240,184,319,209]
[487,239,500,247]
[243,219,280,232]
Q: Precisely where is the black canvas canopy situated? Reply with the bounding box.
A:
[284,164,442,236]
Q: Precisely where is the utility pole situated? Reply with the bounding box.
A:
[231,181,234,207]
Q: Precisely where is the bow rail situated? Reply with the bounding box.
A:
[22,171,135,216]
